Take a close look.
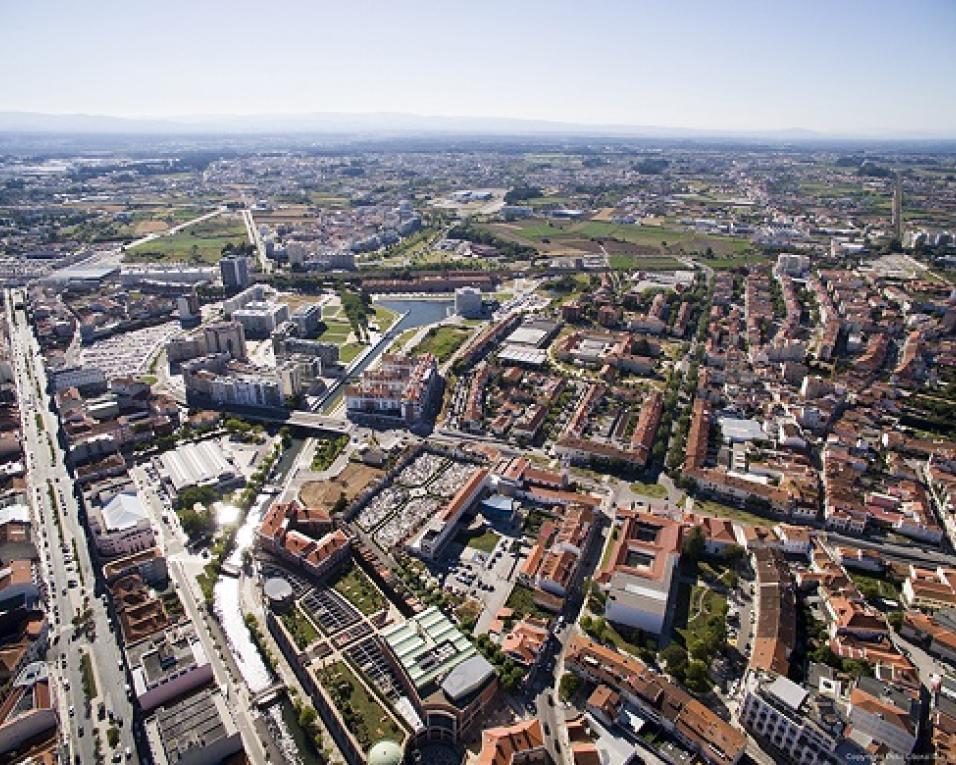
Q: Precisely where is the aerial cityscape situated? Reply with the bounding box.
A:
[1,2,956,765]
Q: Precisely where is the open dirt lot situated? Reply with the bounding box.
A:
[299,463,384,510]
[134,220,169,235]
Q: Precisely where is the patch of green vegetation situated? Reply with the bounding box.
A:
[559,672,580,702]
[694,499,769,526]
[580,614,650,660]
[125,215,247,264]
[338,342,366,363]
[281,605,320,649]
[505,583,553,620]
[608,253,684,271]
[457,527,501,553]
[317,319,353,343]
[372,304,399,331]
[309,192,351,208]
[80,652,97,700]
[630,481,667,499]
[848,571,901,603]
[312,435,348,472]
[601,527,620,569]
[174,484,220,540]
[388,327,419,353]
[413,325,470,363]
[330,564,386,616]
[319,661,404,748]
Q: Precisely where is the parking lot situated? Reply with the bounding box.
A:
[428,519,529,635]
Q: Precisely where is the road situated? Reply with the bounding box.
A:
[5,288,139,765]
[241,209,272,274]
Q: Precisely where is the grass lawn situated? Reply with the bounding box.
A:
[505,583,552,620]
[694,498,771,526]
[281,605,320,648]
[413,325,470,362]
[317,319,353,343]
[676,584,728,646]
[849,571,901,600]
[608,253,684,270]
[309,192,351,208]
[597,619,645,657]
[700,252,769,270]
[630,481,667,499]
[330,563,386,616]
[319,661,404,748]
[389,327,420,352]
[372,304,399,332]
[125,214,247,264]
[339,343,366,363]
[457,527,501,553]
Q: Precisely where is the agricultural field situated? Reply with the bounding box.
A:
[58,205,207,244]
[479,217,755,270]
[124,214,247,264]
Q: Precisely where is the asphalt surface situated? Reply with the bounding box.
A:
[6,288,139,765]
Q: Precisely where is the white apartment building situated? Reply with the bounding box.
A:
[740,672,843,765]
[128,625,213,711]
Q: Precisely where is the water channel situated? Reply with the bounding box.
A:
[212,434,308,762]
[210,298,453,761]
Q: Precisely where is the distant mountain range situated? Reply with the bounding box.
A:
[0,110,949,142]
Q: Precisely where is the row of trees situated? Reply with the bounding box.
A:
[447,222,537,260]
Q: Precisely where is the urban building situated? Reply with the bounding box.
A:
[740,671,863,765]
[597,510,682,635]
[88,490,155,557]
[219,255,250,293]
[379,606,498,743]
[128,624,213,711]
[232,300,290,339]
[144,688,244,765]
[345,353,440,425]
[454,286,483,318]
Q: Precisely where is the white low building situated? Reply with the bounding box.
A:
[128,625,213,712]
[89,491,155,557]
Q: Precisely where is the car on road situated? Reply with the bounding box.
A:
[68,705,75,717]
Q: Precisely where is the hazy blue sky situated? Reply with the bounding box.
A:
[2,0,954,136]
